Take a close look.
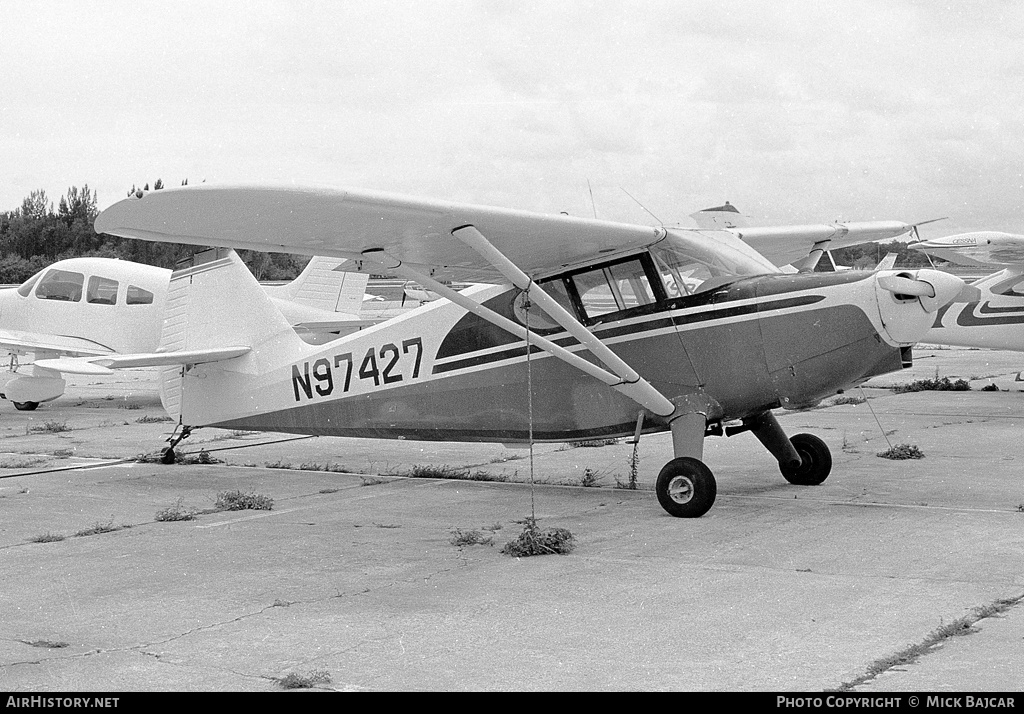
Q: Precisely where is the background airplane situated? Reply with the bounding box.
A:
[911,231,1024,351]
[0,255,375,410]
[76,183,972,518]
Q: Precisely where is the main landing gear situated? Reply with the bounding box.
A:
[654,410,833,518]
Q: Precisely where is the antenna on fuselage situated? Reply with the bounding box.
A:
[619,186,663,225]
[587,179,598,219]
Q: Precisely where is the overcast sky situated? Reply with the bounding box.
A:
[2,0,1022,237]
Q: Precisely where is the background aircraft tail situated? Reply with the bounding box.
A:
[158,249,306,420]
[266,256,370,314]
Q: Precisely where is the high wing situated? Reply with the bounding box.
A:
[95,184,917,280]
[0,329,114,357]
[911,231,1024,268]
[96,184,666,282]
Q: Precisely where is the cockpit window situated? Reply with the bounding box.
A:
[649,231,777,296]
[35,268,84,302]
[568,257,658,320]
[126,285,154,305]
[17,270,43,297]
[87,276,119,305]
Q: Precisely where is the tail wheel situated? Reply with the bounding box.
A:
[780,433,832,485]
[13,401,39,411]
[655,457,717,518]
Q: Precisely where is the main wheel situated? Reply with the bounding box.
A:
[655,457,717,518]
[780,433,832,485]
[13,401,39,411]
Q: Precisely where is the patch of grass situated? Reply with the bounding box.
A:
[359,475,391,486]
[403,464,507,482]
[155,498,198,522]
[832,395,866,406]
[214,490,274,511]
[892,376,971,394]
[136,414,174,423]
[0,456,49,469]
[276,669,332,689]
[449,528,493,547]
[21,640,69,649]
[265,459,357,474]
[176,450,224,465]
[877,443,925,460]
[28,532,65,543]
[74,519,128,537]
[579,468,602,487]
[500,517,575,557]
[981,383,1001,392]
[560,438,619,450]
[489,452,525,463]
[28,420,70,434]
[52,448,74,458]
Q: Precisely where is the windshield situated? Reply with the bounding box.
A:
[650,229,779,296]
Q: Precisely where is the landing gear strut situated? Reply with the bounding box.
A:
[161,425,194,465]
[655,411,718,518]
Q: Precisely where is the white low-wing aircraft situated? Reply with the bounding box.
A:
[0,254,374,410]
[74,183,975,518]
[911,231,1024,351]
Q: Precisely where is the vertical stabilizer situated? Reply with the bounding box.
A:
[158,249,299,419]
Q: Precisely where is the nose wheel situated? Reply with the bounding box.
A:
[655,457,717,518]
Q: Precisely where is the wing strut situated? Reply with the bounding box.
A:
[360,238,676,418]
[454,225,675,418]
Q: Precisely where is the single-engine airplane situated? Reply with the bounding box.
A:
[911,231,1024,351]
[0,254,374,410]
[74,183,975,517]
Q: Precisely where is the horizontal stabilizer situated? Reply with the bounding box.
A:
[35,347,251,375]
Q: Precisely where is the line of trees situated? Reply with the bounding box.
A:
[0,182,307,284]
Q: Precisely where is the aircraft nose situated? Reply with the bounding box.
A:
[915,269,975,312]
[875,269,973,313]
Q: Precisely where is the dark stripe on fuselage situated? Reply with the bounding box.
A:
[433,271,870,362]
[431,294,825,375]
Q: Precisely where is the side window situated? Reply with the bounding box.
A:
[569,258,656,320]
[35,269,84,302]
[86,276,119,305]
[512,278,575,330]
[126,285,154,305]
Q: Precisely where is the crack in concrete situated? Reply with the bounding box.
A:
[838,591,1024,691]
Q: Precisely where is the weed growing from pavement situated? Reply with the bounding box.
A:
[28,532,65,543]
[74,519,129,537]
[877,443,925,460]
[831,395,866,406]
[214,490,274,511]
[892,376,971,393]
[155,498,198,522]
[276,669,332,689]
[402,464,508,482]
[28,420,70,434]
[136,414,174,423]
[264,459,359,474]
[21,640,69,649]
[500,517,575,557]
[449,528,494,546]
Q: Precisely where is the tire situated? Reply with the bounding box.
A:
[13,401,39,411]
[655,457,717,518]
[160,448,176,465]
[780,433,832,485]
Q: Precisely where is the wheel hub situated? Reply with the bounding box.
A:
[667,475,694,504]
